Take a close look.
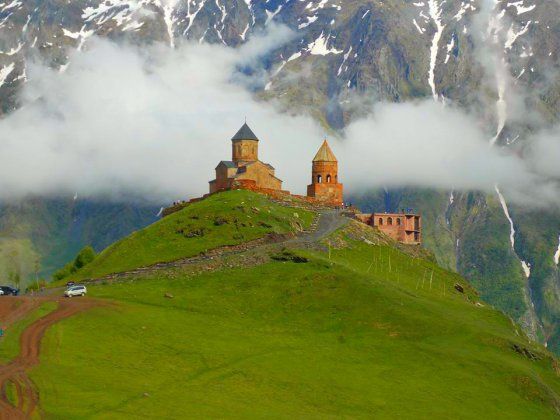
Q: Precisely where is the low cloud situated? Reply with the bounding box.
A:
[0,28,558,208]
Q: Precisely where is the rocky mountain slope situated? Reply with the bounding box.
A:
[0,0,559,352]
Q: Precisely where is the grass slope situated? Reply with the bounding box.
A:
[69,190,314,281]
[31,219,560,418]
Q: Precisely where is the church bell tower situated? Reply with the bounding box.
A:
[307,139,343,206]
[231,122,259,164]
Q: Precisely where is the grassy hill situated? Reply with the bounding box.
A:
[24,191,560,418]
[65,190,314,281]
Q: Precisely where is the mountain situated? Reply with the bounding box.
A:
[0,0,559,353]
[5,190,560,417]
[0,197,158,285]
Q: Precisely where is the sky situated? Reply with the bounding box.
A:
[0,25,558,208]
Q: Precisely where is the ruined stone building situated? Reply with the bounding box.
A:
[355,212,422,244]
[209,123,283,193]
[307,140,344,206]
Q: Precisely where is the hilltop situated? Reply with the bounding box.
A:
[0,190,556,418]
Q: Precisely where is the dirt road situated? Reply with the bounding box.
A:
[0,297,96,419]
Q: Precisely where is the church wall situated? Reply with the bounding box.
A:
[232,140,258,163]
[307,183,343,206]
[235,162,282,190]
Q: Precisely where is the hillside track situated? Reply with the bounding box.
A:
[0,297,98,419]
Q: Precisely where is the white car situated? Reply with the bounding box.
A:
[65,285,87,297]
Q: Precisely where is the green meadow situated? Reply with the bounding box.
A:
[30,209,560,418]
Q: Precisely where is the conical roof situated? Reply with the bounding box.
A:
[312,139,337,162]
[231,123,259,141]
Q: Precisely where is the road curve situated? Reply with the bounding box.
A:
[0,298,97,419]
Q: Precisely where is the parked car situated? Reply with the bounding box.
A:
[0,286,19,296]
[64,285,87,297]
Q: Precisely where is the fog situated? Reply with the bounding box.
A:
[0,26,558,207]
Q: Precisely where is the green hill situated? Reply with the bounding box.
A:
[25,191,560,417]
[64,190,315,282]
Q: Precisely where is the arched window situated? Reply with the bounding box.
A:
[388,217,393,225]
[396,218,401,226]
[317,175,322,183]
[379,218,384,225]
[326,174,331,183]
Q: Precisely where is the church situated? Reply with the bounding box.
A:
[203,122,421,244]
[209,123,343,206]
[209,123,283,194]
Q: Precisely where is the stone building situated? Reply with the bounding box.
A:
[355,212,422,244]
[306,140,344,206]
[209,123,283,193]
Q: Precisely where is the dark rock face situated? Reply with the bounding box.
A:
[0,0,559,352]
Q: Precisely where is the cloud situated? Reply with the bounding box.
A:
[0,27,558,208]
[340,100,560,207]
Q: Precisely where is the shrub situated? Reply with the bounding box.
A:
[52,246,97,281]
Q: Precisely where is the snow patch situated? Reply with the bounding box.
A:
[412,19,425,34]
[496,185,515,249]
[298,15,317,29]
[307,32,342,55]
[0,62,15,87]
[554,236,560,265]
[444,35,455,64]
[507,0,536,15]
[0,42,23,56]
[496,185,532,279]
[428,0,445,101]
[265,4,283,25]
[505,21,531,50]
[521,260,531,278]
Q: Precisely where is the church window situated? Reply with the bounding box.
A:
[388,217,393,225]
[317,175,322,183]
[397,218,401,226]
[326,174,331,183]
[379,218,384,225]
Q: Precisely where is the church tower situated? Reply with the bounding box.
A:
[231,122,259,164]
[307,139,343,206]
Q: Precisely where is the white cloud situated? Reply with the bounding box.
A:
[0,28,558,208]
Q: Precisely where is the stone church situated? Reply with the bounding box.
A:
[209,123,283,193]
[196,122,421,244]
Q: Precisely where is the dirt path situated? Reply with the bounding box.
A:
[289,210,349,243]
[64,210,349,286]
[0,298,97,419]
